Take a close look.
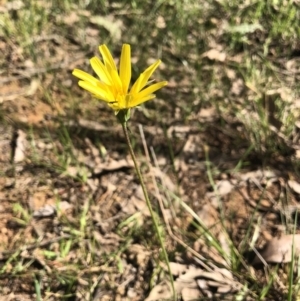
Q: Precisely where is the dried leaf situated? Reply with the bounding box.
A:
[196,204,218,228]
[169,262,188,276]
[156,16,166,28]
[206,180,234,202]
[145,281,172,301]
[128,244,151,268]
[6,0,24,10]
[216,180,234,195]
[181,287,201,301]
[202,49,226,62]
[89,16,122,42]
[231,78,244,96]
[198,107,216,122]
[178,265,204,281]
[0,294,24,301]
[288,180,300,194]
[63,11,80,25]
[93,158,133,174]
[58,201,72,214]
[253,234,300,264]
[13,130,26,163]
[239,169,277,182]
[33,204,56,217]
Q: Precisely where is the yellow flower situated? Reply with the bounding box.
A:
[72,44,167,112]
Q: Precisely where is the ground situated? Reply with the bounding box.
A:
[1,1,300,300]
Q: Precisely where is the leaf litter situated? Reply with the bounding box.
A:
[1,65,300,301]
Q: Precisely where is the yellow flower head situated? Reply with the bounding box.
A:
[72,44,167,112]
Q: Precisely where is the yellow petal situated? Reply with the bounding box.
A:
[99,44,117,73]
[72,69,99,85]
[135,81,167,101]
[90,57,112,85]
[110,69,123,93]
[96,81,115,100]
[129,81,167,107]
[108,102,120,110]
[130,60,161,94]
[119,44,131,94]
[78,81,113,103]
[129,94,156,107]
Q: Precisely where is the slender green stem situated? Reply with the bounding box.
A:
[121,122,176,299]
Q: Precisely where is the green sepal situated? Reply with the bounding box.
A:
[116,109,131,123]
